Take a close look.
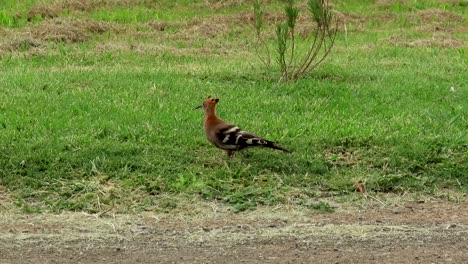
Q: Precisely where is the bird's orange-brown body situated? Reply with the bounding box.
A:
[196,97,290,157]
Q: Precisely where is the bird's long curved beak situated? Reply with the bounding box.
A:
[194,105,202,110]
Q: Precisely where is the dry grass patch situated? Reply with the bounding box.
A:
[95,41,165,55]
[375,0,410,9]
[409,9,466,33]
[437,0,466,4]
[416,23,468,33]
[195,0,250,10]
[27,0,161,18]
[324,147,362,167]
[0,35,43,53]
[174,20,230,40]
[160,13,257,41]
[334,12,367,33]
[147,21,170,32]
[27,4,61,21]
[416,8,465,23]
[384,33,465,48]
[0,35,42,52]
[21,1,102,21]
[376,0,465,9]
[30,17,115,43]
[59,0,161,12]
[0,28,46,55]
[95,41,236,57]
[406,35,465,48]
[0,186,13,210]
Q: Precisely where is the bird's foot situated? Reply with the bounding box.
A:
[226,150,234,159]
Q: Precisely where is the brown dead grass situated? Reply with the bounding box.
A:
[174,20,230,40]
[25,0,104,21]
[1,17,121,54]
[324,147,362,167]
[5,1,465,56]
[436,0,465,4]
[406,35,464,48]
[416,23,468,33]
[416,8,465,23]
[142,7,465,48]
[30,18,115,43]
[26,0,162,21]
[0,186,13,210]
[164,13,257,41]
[375,0,464,8]
[58,0,161,12]
[408,9,466,33]
[0,28,46,55]
[27,5,60,21]
[95,41,237,57]
[2,201,468,264]
[138,5,464,43]
[0,35,43,53]
[339,8,464,33]
[241,11,285,25]
[375,0,410,9]
[384,33,465,48]
[195,0,250,10]
[160,11,292,43]
[147,21,170,32]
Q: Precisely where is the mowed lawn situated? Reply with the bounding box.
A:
[0,0,466,213]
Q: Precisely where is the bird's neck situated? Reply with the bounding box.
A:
[204,107,220,124]
[204,106,216,118]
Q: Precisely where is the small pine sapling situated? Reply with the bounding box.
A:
[253,0,338,82]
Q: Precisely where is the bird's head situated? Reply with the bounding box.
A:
[195,96,219,110]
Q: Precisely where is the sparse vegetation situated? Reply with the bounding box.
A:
[0,0,466,213]
[253,0,338,82]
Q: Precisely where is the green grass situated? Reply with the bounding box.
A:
[0,0,467,213]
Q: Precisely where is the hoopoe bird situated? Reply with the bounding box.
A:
[195,97,291,158]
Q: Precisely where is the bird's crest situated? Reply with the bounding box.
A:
[204,96,219,104]
[195,96,219,110]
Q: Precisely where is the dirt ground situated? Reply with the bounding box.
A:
[1,200,468,264]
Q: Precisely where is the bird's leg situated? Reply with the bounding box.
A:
[226,150,234,159]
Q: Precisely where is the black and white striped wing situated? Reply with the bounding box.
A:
[217,125,268,150]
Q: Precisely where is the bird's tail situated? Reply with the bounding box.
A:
[266,141,291,153]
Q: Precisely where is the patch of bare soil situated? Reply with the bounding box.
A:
[1,201,467,263]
